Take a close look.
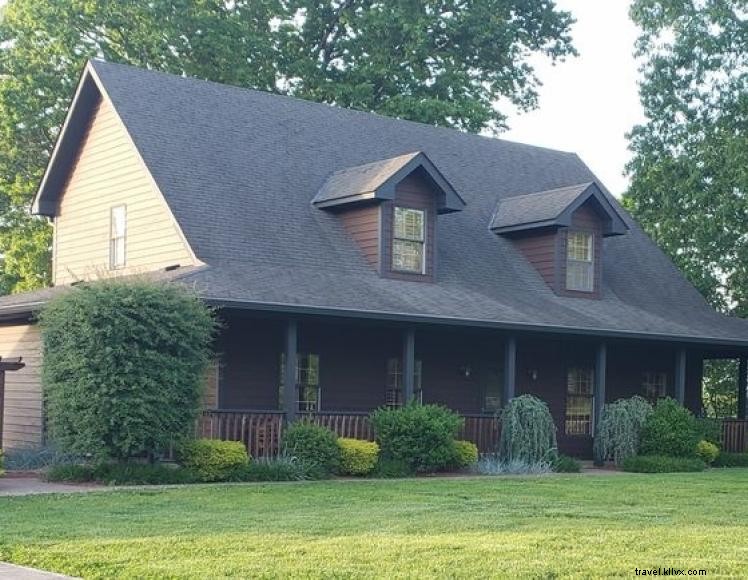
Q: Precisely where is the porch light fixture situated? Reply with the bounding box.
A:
[529,369,538,381]
[460,365,472,379]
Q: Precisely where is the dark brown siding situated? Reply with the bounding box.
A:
[512,230,558,289]
[558,200,604,299]
[339,203,381,270]
[217,316,283,409]
[381,172,437,282]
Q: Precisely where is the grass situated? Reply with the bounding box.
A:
[2,470,748,578]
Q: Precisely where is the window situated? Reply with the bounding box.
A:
[643,371,667,402]
[565,367,594,435]
[109,205,127,269]
[386,357,423,407]
[279,353,320,412]
[392,207,426,274]
[566,231,594,292]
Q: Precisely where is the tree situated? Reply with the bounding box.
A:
[625,0,748,318]
[0,0,576,293]
[39,278,217,461]
[625,1,748,414]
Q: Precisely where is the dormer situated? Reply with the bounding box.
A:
[491,182,628,298]
[313,152,465,281]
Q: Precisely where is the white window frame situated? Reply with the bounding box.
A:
[109,205,127,270]
[392,206,426,274]
[566,231,594,292]
[279,353,321,412]
[643,371,668,402]
[386,357,423,407]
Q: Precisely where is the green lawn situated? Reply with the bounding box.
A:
[2,471,748,579]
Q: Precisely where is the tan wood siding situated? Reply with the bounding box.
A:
[381,173,437,282]
[53,97,197,285]
[0,323,43,449]
[512,230,558,290]
[202,360,220,409]
[339,203,381,270]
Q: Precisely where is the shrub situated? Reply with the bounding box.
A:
[282,422,340,478]
[498,395,557,462]
[452,440,479,469]
[2,445,82,471]
[473,454,553,475]
[47,462,201,485]
[695,417,722,447]
[227,455,309,482]
[621,455,705,473]
[594,396,653,466]
[639,398,700,458]
[337,438,379,476]
[553,454,582,473]
[45,464,96,483]
[40,279,217,462]
[369,457,414,478]
[695,440,719,465]
[370,403,462,473]
[713,452,748,467]
[180,439,249,482]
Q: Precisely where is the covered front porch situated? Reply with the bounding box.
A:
[198,310,748,458]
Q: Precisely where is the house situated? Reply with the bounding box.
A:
[0,60,746,457]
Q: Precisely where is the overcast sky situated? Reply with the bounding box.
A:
[0,0,642,195]
[504,0,644,197]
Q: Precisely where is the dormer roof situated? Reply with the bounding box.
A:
[312,151,465,214]
[490,182,629,237]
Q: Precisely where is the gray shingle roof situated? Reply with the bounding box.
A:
[17,61,748,346]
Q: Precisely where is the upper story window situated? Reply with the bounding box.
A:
[109,205,126,269]
[392,207,426,274]
[566,231,594,292]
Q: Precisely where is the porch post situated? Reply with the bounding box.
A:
[503,336,517,404]
[284,319,298,423]
[738,357,747,420]
[403,328,415,403]
[594,342,607,433]
[674,348,687,405]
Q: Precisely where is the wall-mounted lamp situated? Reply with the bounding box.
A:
[460,365,472,379]
[528,369,538,381]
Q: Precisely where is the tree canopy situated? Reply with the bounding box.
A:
[624,0,748,318]
[0,0,575,293]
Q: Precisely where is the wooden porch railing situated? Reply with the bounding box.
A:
[721,419,748,453]
[197,410,284,458]
[199,410,501,456]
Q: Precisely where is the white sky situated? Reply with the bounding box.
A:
[0,0,642,195]
[504,0,644,197]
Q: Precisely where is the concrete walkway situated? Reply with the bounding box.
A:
[0,477,101,497]
[0,563,77,579]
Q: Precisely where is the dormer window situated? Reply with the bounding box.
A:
[393,207,426,274]
[566,231,594,292]
[109,205,126,269]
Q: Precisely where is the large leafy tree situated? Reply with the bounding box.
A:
[625,0,748,318]
[625,0,747,417]
[0,0,575,293]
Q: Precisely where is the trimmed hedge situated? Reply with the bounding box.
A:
[283,422,340,477]
[621,455,706,473]
[46,463,201,485]
[713,452,748,468]
[639,398,700,458]
[553,454,582,473]
[40,279,217,461]
[338,438,379,476]
[695,440,719,465]
[371,403,462,473]
[452,440,479,469]
[180,439,249,482]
